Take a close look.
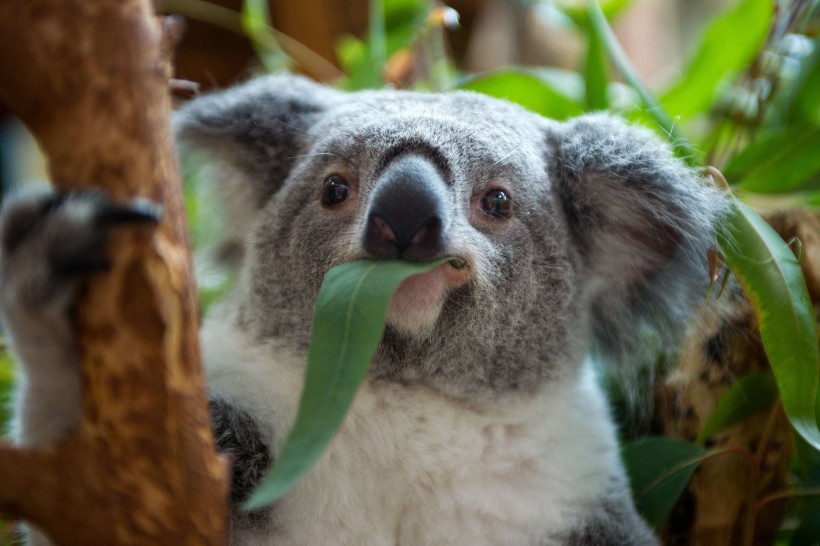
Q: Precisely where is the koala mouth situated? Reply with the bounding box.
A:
[386,257,473,335]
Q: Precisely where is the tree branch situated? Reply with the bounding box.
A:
[0,443,59,522]
[0,1,228,544]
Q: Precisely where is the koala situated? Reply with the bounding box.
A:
[1,74,725,545]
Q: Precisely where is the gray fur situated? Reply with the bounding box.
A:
[548,116,725,369]
[2,73,725,545]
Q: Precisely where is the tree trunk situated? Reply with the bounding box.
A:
[0,1,229,544]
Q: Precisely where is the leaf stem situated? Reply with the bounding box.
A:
[369,0,387,82]
[743,400,784,546]
[636,446,752,502]
[756,487,820,511]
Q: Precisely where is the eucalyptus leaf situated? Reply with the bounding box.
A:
[458,69,584,120]
[660,0,774,120]
[587,1,698,164]
[369,0,387,73]
[696,371,778,445]
[244,258,450,509]
[728,124,820,194]
[717,201,820,450]
[241,0,290,72]
[557,0,633,26]
[584,27,609,111]
[622,437,706,529]
[523,68,586,102]
[781,36,820,126]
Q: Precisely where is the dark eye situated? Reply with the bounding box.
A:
[480,190,512,219]
[322,175,350,207]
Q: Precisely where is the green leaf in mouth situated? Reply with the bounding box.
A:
[244,257,451,510]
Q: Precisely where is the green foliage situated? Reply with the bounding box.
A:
[583,26,609,111]
[241,0,290,72]
[0,340,14,437]
[696,371,779,445]
[725,123,820,193]
[555,0,634,26]
[718,201,820,448]
[245,258,450,509]
[458,69,584,120]
[337,0,429,89]
[622,438,706,528]
[659,0,774,121]
[781,35,820,125]
[586,0,699,163]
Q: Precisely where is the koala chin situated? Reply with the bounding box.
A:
[1,74,726,545]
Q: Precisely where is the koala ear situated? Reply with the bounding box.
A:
[173,74,339,209]
[547,114,726,366]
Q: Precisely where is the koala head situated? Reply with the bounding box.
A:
[175,74,723,398]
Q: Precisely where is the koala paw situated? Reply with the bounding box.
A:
[0,191,161,345]
[0,192,161,447]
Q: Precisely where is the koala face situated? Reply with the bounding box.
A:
[176,75,723,398]
[248,92,580,395]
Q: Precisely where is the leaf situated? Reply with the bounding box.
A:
[337,0,429,90]
[791,510,820,546]
[696,371,779,445]
[557,0,634,26]
[726,124,820,194]
[369,0,387,73]
[241,0,291,73]
[660,0,774,120]
[622,437,706,529]
[717,201,820,450]
[583,25,609,111]
[458,69,584,120]
[586,0,699,164]
[0,341,15,437]
[780,35,820,126]
[795,432,820,481]
[244,258,450,509]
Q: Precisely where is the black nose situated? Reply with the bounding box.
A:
[363,156,447,261]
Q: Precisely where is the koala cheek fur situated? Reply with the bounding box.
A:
[3,73,725,545]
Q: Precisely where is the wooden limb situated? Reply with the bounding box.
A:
[0,1,229,544]
[0,444,59,523]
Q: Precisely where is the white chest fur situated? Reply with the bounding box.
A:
[202,319,624,546]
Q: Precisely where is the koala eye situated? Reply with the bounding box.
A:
[480,190,512,219]
[322,174,351,207]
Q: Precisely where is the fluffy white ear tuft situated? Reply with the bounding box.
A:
[548,114,727,367]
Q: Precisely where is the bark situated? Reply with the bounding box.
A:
[0,1,229,545]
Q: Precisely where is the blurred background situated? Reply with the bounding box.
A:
[1,1,819,545]
[0,0,797,195]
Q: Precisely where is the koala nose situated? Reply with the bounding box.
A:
[364,156,447,261]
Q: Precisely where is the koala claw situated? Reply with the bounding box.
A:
[94,198,163,228]
[0,191,161,316]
